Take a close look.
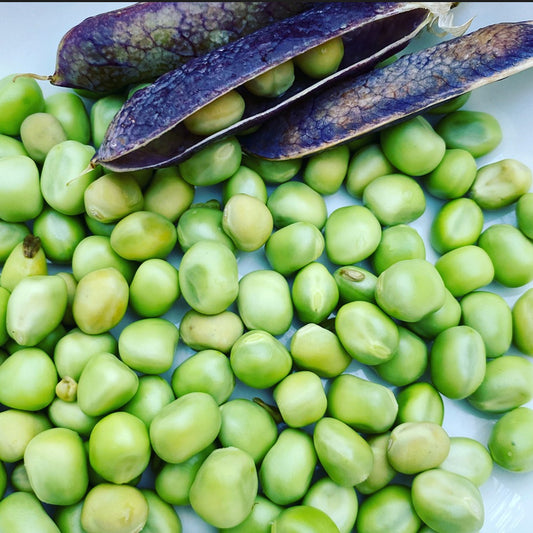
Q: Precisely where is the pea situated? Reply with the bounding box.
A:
[291,262,339,324]
[220,495,282,533]
[396,382,444,425]
[516,191,533,239]
[375,259,446,322]
[460,290,512,357]
[426,92,471,114]
[411,469,485,533]
[438,436,493,487]
[435,109,502,157]
[90,94,125,148]
[242,153,302,184]
[0,74,44,136]
[149,392,221,463]
[294,36,344,79]
[335,300,399,365]
[267,180,328,229]
[230,330,293,389]
[259,428,317,505]
[478,223,533,287]
[333,265,377,304]
[24,427,88,506]
[222,165,268,204]
[424,148,477,200]
[434,245,494,297]
[0,460,6,498]
[0,133,28,157]
[327,373,398,434]
[0,155,43,222]
[380,115,445,176]
[0,491,61,533]
[355,432,396,495]
[244,59,295,98]
[265,221,325,276]
[80,483,148,533]
[143,166,195,222]
[345,142,396,198]
[289,323,351,378]
[356,485,421,533]
[513,288,533,355]
[20,111,68,163]
[0,221,29,263]
[430,325,486,400]
[83,213,116,237]
[171,349,235,404]
[53,501,86,533]
[139,489,183,533]
[179,137,242,186]
[303,144,350,195]
[10,462,32,493]
[77,351,139,417]
[430,198,484,254]
[0,287,9,346]
[47,397,99,437]
[44,91,91,144]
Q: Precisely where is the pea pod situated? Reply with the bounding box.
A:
[93,2,455,171]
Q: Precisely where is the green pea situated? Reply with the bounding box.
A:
[0,74,44,136]
[335,300,399,365]
[267,180,328,229]
[0,287,8,347]
[380,115,445,176]
[179,309,243,353]
[434,245,494,297]
[230,329,292,389]
[435,109,502,157]
[375,326,428,387]
[24,427,88,506]
[271,505,340,533]
[150,392,221,463]
[0,133,28,157]
[242,153,302,184]
[90,94,126,148]
[291,262,339,324]
[363,173,426,226]
[333,265,377,304]
[219,398,278,464]
[516,191,533,239]
[0,409,52,462]
[0,221,29,263]
[265,221,325,276]
[412,469,485,533]
[430,325,486,400]
[135,490,181,533]
[513,288,533,355]
[460,290,512,357]
[345,142,396,198]
[81,483,148,533]
[171,349,235,404]
[84,213,116,237]
[54,271,77,327]
[260,428,317,506]
[53,500,86,533]
[478,223,533,287]
[179,137,242,186]
[303,144,350,195]
[8,462,32,495]
[396,382,444,425]
[143,166,195,222]
[77,351,139,417]
[375,258,446,322]
[222,164,268,204]
[294,36,344,79]
[426,92,471,114]
[20,111,68,163]
[355,432,396,495]
[0,155,43,222]
[289,323,351,378]
[356,485,421,533]
[44,91,91,144]
[0,460,7,497]
[424,148,477,200]
[220,495,282,533]
[47,397,99,437]
[438,436,493,487]
[327,373,398,433]
[0,491,61,533]
[244,59,295,97]
[72,267,129,334]
[179,239,239,315]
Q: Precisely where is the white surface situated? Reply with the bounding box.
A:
[1,3,533,532]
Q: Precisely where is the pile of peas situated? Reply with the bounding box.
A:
[1,50,533,533]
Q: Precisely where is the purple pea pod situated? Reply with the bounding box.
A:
[93,2,455,172]
[242,21,533,160]
[47,2,313,94]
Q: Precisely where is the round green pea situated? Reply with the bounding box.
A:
[271,505,340,533]
[244,60,295,98]
[396,382,444,425]
[0,491,61,533]
[294,35,344,78]
[20,111,67,163]
[90,94,125,148]
[0,221,30,263]
[44,91,91,144]
[355,432,396,495]
[426,92,471,114]
[516,192,533,239]
[222,164,268,204]
[333,265,377,304]
[47,397,99,437]
[513,288,533,355]
[220,495,282,533]
[140,489,183,533]
[242,153,302,184]
[303,144,350,195]
[0,133,28,157]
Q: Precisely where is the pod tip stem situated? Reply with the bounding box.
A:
[13,72,52,83]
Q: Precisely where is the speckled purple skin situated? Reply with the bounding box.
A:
[94,2,436,171]
[242,22,533,160]
[52,2,311,93]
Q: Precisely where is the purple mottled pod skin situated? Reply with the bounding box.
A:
[94,2,445,171]
[51,2,313,94]
[242,21,533,160]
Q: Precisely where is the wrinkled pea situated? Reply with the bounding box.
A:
[303,144,350,195]
[0,221,29,263]
[516,191,533,239]
[271,505,340,533]
[19,111,67,163]
[294,36,344,79]
[0,491,61,533]
[90,94,125,148]
[396,382,444,425]
[355,432,396,495]
[220,494,282,533]
[242,153,302,184]
[222,164,268,204]
[140,489,183,533]
[334,265,377,304]
[44,91,91,144]
[513,288,533,355]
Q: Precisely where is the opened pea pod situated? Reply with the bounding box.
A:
[93,2,456,171]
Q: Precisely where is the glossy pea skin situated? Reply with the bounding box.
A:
[44,91,91,144]
[411,469,484,533]
[244,59,295,98]
[516,192,533,239]
[334,265,377,304]
[220,495,282,533]
[303,144,350,195]
[140,489,183,533]
[223,165,268,204]
[513,288,533,355]
[0,491,61,533]
[0,133,28,157]
[396,382,444,426]
[430,325,486,400]
[242,153,302,184]
[47,397,99,438]
[435,109,502,157]
[355,432,396,495]
[430,198,484,255]
[52,500,87,533]
[460,290,512,358]
[426,92,471,114]
[380,115,445,176]
[90,94,125,148]
[356,484,421,533]
[294,36,344,79]
[20,111,67,163]
[271,505,340,533]
[478,223,533,287]
[0,221,29,263]
[324,205,381,265]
